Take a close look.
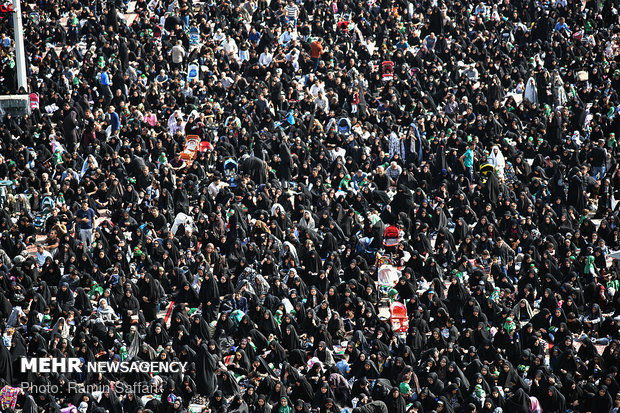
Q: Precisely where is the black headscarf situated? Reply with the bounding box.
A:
[505,388,531,413]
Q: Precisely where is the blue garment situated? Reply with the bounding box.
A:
[593,166,606,181]
[554,22,570,34]
[396,41,409,49]
[464,148,474,168]
[75,208,95,230]
[424,35,436,49]
[110,111,120,132]
[312,57,320,72]
[351,173,367,189]
[100,71,110,86]
[248,31,261,43]
[232,296,248,313]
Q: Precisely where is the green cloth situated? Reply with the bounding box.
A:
[274,310,283,325]
[584,255,596,275]
[474,384,485,399]
[339,175,351,190]
[88,282,104,299]
[503,318,516,334]
[278,399,292,413]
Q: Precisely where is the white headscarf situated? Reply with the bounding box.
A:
[52,316,70,338]
[524,77,538,105]
[80,154,98,178]
[298,210,316,231]
[281,241,300,265]
[488,145,506,179]
[271,203,285,217]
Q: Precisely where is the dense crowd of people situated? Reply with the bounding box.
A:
[0,0,620,412]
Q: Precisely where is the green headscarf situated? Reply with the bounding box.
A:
[489,287,501,303]
[474,384,486,399]
[278,398,292,413]
[584,255,596,275]
[274,310,283,325]
[503,317,516,334]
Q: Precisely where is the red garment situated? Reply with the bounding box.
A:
[310,41,323,59]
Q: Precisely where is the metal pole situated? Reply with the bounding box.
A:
[12,0,27,91]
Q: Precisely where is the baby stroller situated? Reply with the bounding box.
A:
[224,158,239,187]
[377,264,400,298]
[504,162,517,184]
[180,135,200,166]
[390,301,409,334]
[479,163,496,184]
[189,26,200,46]
[382,61,394,81]
[337,117,352,136]
[355,233,378,261]
[0,180,13,209]
[382,225,402,248]
[34,196,55,231]
[479,163,496,177]
[274,112,296,130]
[187,63,199,83]
[170,212,197,236]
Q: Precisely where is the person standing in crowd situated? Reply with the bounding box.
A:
[590,138,608,181]
[75,200,96,248]
[171,40,186,71]
[460,141,476,184]
[100,67,113,107]
[310,38,323,72]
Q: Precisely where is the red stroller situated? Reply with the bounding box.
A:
[390,301,409,333]
[382,61,394,81]
[383,225,402,248]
